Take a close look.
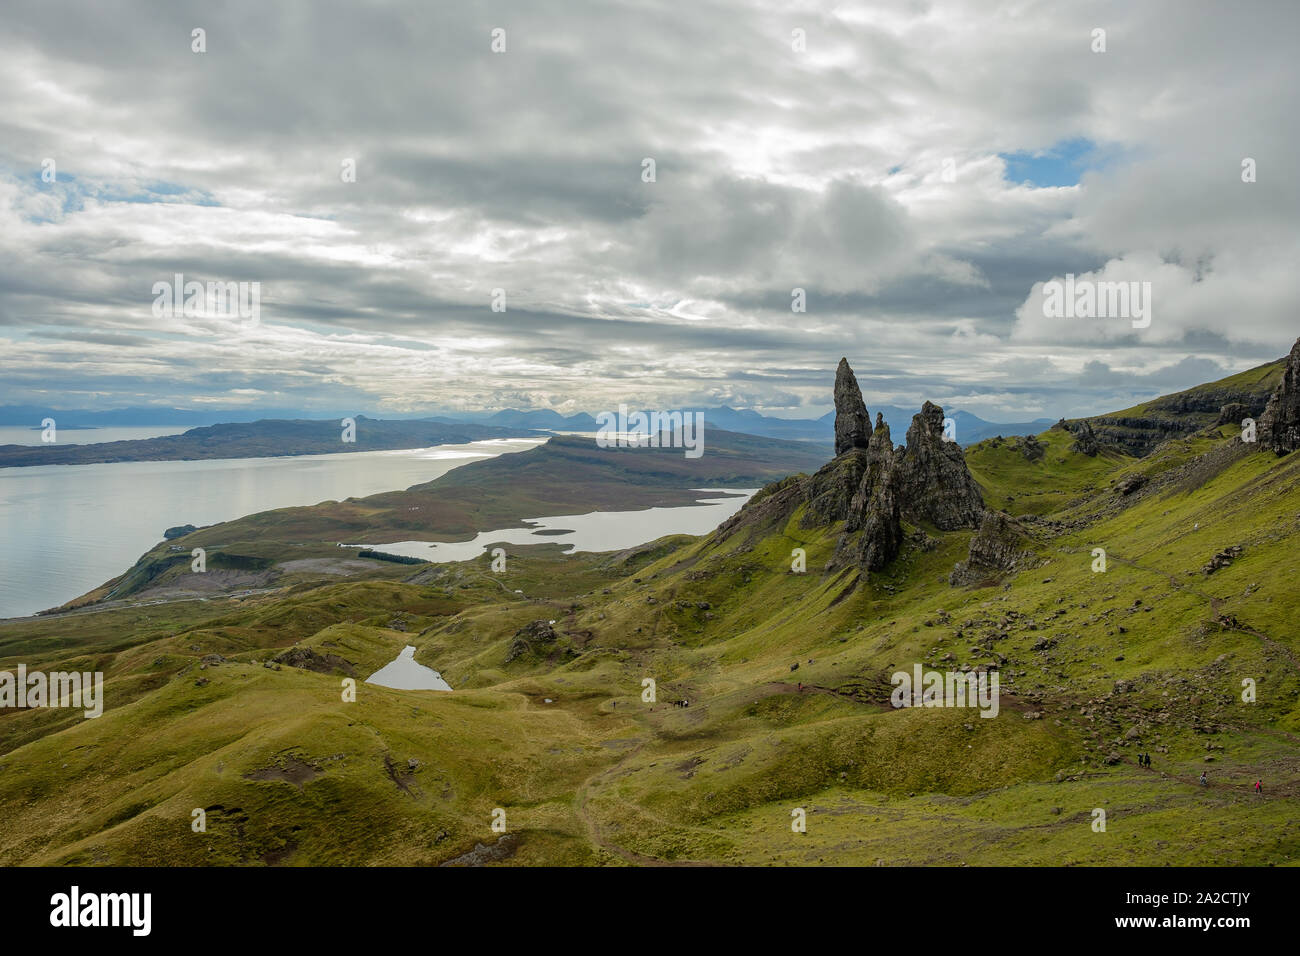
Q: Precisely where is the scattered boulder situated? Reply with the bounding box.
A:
[1203,546,1243,574]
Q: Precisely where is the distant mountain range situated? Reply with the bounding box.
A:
[0,405,355,428]
[0,403,1052,447]
[0,417,536,467]
[441,406,1053,447]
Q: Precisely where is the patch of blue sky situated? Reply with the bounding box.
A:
[22,166,219,208]
[999,137,1114,187]
[97,179,220,206]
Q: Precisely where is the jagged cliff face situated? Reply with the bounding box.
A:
[727,359,985,575]
[1074,352,1286,457]
[1259,337,1300,455]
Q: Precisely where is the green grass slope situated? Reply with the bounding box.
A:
[1,372,1297,866]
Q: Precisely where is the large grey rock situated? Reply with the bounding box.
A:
[895,401,985,530]
[833,358,872,456]
[950,510,1036,586]
[1259,337,1300,455]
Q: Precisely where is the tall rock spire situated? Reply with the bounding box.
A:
[833,358,872,456]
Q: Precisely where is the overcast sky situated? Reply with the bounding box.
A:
[1,0,1296,422]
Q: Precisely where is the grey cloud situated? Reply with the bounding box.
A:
[0,0,1295,420]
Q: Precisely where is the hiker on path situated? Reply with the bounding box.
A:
[1200,771,1208,786]
[1254,779,1262,795]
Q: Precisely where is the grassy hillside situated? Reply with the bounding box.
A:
[1,368,1297,866]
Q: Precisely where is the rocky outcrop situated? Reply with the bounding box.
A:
[1014,435,1046,461]
[799,450,868,528]
[505,620,559,663]
[273,646,357,676]
[1114,472,1147,496]
[829,402,983,571]
[1215,402,1251,427]
[894,402,985,531]
[722,361,985,576]
[1069,420,1100,456]
[1202,545,1242,574]
[833,358,872,456]
[1258,337,1300,455]
[832,416,902,570]
[950,510,1036,586]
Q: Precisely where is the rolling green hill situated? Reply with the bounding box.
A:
[1,358,1297,867]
